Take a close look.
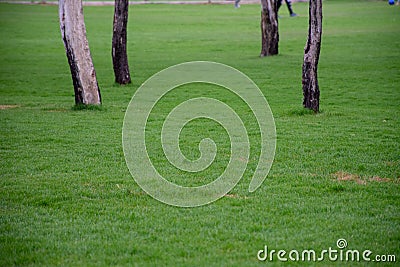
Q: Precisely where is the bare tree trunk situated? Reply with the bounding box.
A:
[302,0,322,112]
[260,0,279,57]
[59,0,101,105]
[112,0,131,85]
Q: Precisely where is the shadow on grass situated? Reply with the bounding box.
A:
[286,108,346,117]
[288,108,320,116]
[71,104,105,111]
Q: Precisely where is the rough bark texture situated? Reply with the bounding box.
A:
[302,0,322,112]
[112,0,131,85]
[260,0,279,57]
[59,0,101,105]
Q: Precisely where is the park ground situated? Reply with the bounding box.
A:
[0,0,399,266]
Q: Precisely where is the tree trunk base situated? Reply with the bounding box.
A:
[112,0,131,85]
[302,0,322,113]
[260,0,279,57]
[59,0,102,105]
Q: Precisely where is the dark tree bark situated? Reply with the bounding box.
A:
[260,0,279,57]
[59,0,101,105]
[112,0,131,85]
[302,0,322,112]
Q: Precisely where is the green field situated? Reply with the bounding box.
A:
[1,1,399,266]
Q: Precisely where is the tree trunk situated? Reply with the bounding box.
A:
[302,0,322,112]
[59,0,101,105]
[260,0,279,57]
[112,0,131,85]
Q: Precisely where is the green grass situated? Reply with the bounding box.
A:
[1,1,399,266]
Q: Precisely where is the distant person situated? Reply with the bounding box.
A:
[235,0,240,8]
[278,0,297,17]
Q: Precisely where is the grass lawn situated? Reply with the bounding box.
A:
[0,1,399,266]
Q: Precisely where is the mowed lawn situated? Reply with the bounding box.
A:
[0,1,399,266]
